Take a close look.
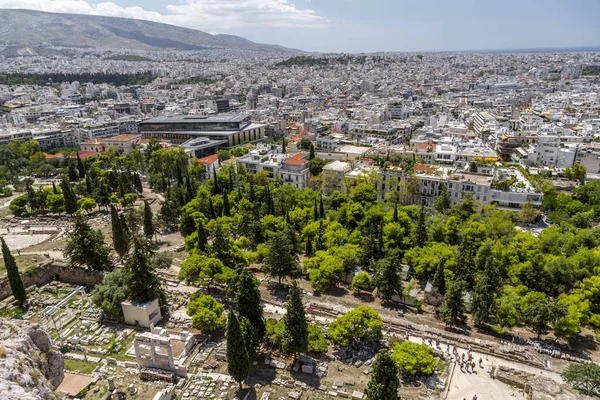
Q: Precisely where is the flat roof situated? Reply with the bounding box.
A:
[140,114,250,124]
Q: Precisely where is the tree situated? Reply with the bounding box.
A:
[564,163,587,185]
[134,173,143,194]
[187,293,226,330]
[298,138,312,150]
[392,341,438,376]
[432,257,447,295]
[434,186,451,213]
[329,306,383,347]
[65,213,111,271]
[150,252,173,270]
[91,268,129,320]
[364,349,399,400]
[351,271,373,294]
[179,213,196,237]
[235,269,265,343]
[143,200,154,240]
[60,178,78,215]
[1,238,26,304]
[76,152,85,179]
[307,324,328,354]
[562,363,600,396]
[282,280,308,357]
[263,230,298,283]
[439,279,467,327]
[178,253,231,287]
[375,249,402,301]
[196,219,208,252]
[305,235,313,256]
[77,197,96,214]
[471,242,502,326]
[519,200,539,224]
[414,205,427,247]
[124,237,166,306]
[226,312,250,390]
[520,291,565,339]
[46,193,65,214]
[309,143,315,160]
[110,205,129,260]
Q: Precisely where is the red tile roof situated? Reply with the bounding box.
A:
[414,163,437,172]
[284,152,307,165]
[198,154,219,164]
[77,151,98,159]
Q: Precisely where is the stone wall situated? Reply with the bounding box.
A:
[0,260,103,300]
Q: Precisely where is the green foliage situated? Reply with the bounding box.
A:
[282,280,309,356]
[564,163,587,185]
[1,238,26,303]
[439,279,467,327]
[329,306,382,347]
[61,178,78,215]
[351,271,373,293]
[91,268,129,320]
[365,349,399,400]
[65,213,111,271]
[375,249,402,301]
[392,341,438,375]
[263,230,298,283]
[307,325,328,354]
[520,291,566,339]
[226,312,250,389]
[187,293,226,330]
[123,238,166,306]
[561,363,600,396]
[143,200,154,239]
[110,205,129,259]
[178,253,232,287]
[403,242,456,278]
[235,269,265,355]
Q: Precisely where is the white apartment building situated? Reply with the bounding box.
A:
[33,128,78,151]
[316,133,345,151]
[0,130,33,146]
[472,112,497,133]
[535,134,560,165]
[77,122,121,141]
[279,153,311,189]
[236,149,310,188]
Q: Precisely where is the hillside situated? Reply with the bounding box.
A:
[0,9,301,53]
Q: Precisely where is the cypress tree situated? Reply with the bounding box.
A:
[85,174,92,195]
[249,180,255,202]
[185,176,193,199]
[212,166,220,195]
[282,280,308,357]
[68,162,78,182]
[393,203,398,223]
[134,173,143,194]
[76,152,85,179]
[226,312,250,390]
[282,135,286,154]
[1,238,26,304]
[176,163,183,185]
[432,257,447,295]
[52,181,58,194]
[235,269,265,359]
[237,187,242,202]
[365,349,400,400]
[223,191,231,217]
[313,198,319,221]
[61,178,78,215]
[143,200,154,240]
[228,168,234,191]
[375,251,401,301]
[414,204,427,248]
[207,196,216,219]
[111,205,129,260]
[319,195,324,219]
[305,235,313,256]
[197,219,208,252]
[471,242,502,327]
[309,143,315,160]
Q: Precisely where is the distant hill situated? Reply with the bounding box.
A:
[0,9,302,53]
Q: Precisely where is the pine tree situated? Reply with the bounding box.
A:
[197,219,208,252]
[1,238,26,304]
[111,205,129,260]
[124,237,166,306]
[76,152,86,179]
[414,204,427,248]
[309,143,315,160]
[365,349,399,400]
[143,200,154,240]
[319,195,325,219]
[305,235,313,256]
[65,213,111,271]
[235,269,265,359]
[282,280,308,357]
[222,190,231,217]
[432,257,447,295]
[439,278,467,328]
[226,312,250,390]
[263,231,298,283]
[61,178,78,215]
[52,181,58,195]
[393,203,398,223]
[179,213,196,237]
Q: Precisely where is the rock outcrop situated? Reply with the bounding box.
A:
[0,319,64,399]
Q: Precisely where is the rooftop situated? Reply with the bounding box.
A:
[140,114,250,124]
[198,154,219,164]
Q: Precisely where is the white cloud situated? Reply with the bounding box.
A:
[0,0,323,31]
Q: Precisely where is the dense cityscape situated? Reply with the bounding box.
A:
[0,6,600,400]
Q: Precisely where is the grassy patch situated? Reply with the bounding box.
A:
[0,306,26,319]
[490,325,505,335]
[64,358,99,374]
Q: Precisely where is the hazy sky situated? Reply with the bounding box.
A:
[1,0,599,52]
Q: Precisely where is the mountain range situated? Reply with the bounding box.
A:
[0,9,301,53]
